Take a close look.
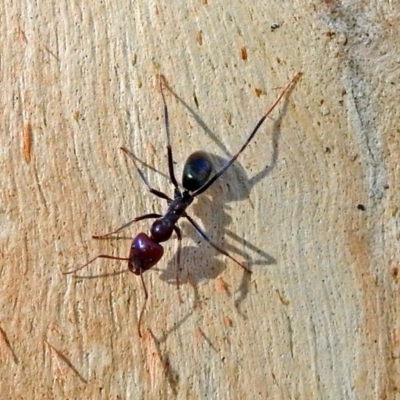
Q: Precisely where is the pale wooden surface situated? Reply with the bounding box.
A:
[1,1,399,399]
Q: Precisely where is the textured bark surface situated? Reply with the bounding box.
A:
[1,1,399,399]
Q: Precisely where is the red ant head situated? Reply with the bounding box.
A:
[129,233,164,275]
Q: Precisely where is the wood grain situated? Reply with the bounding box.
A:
[1,1,399,399]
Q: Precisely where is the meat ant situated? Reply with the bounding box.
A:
[64,72,301,337]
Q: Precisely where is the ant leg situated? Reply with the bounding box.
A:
[173,226,183,303]
[193,72,302,197]
[185,214,251,274]
[63,255,130,275]
[120,147,172,202]
[159,75,179,190]
[137,270,149,338]
[92,213,162,239]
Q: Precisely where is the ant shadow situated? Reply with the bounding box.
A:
[155,83,293,305]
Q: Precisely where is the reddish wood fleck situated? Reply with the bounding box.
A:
[324,0,340,5]
[0,326,18,364]
[276,289,290,305]
[223,316,233,328]
[45,340,87,383]
[197,30,203,46]
[216,277,229,295]
[195,327,204,346]
[225,112,232,126]
[18,27,28,43]
[23,122,31,163]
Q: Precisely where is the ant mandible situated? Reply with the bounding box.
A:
[64,72,302,337]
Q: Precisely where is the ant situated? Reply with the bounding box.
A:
[64,72,302,337]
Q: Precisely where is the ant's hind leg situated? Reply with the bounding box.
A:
[185,214,251,274]
[173,226,184,303]
[93,213,162,239]
[63,255,130,275]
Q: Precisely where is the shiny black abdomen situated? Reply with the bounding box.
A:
[182,151,213,192]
